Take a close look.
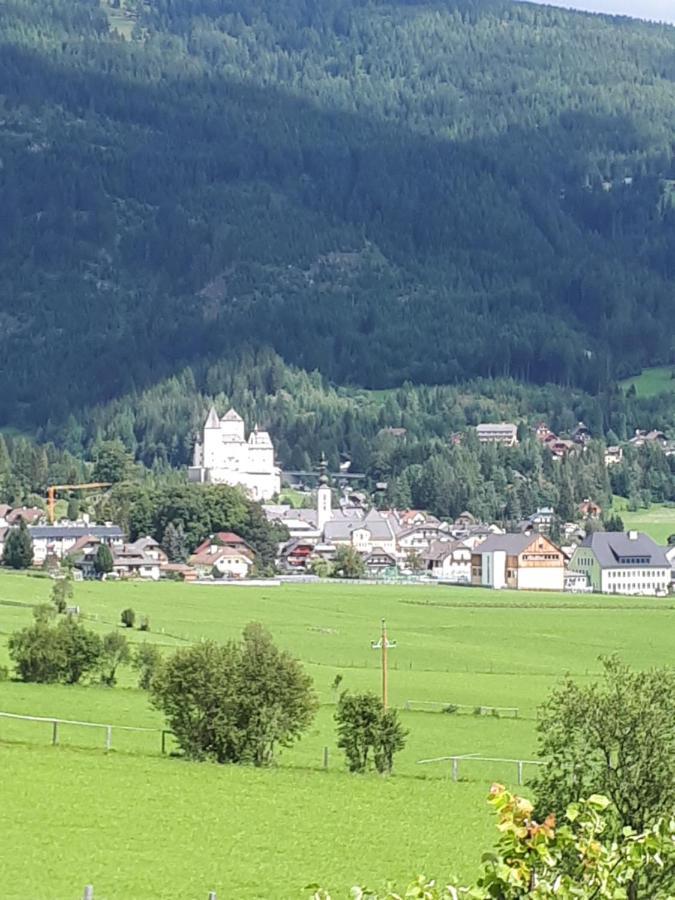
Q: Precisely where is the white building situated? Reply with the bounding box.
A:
[189,407,281,501]
[569,532,670,596]
[27,525,124,565]
[423,540,472,582]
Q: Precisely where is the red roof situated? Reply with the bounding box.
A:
[193,531,251,555]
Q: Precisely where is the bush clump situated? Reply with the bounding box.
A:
[151,623,317,766]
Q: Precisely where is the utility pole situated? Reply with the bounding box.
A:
[371,619,396,709]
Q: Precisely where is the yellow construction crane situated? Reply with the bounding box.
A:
[46,482,112,524]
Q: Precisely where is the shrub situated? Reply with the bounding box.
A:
[133,643,163,690]
[331,546,365,579]
[335,691,407,775]
[443,704,458,714]
[533,656,675,834]
[99,631,131,686]
[120,608,136,628]
[139,615,150,632]
[532,656,675,896]
[8,616,102,684]
[151,623,317,765]
[51,577,73,614]
[308,787,675,898]
[0,665,9,682]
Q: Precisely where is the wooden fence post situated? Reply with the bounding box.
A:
[208,892,217,900]
[323,746,329,769]
[517,760,524,785]
[451,757,459,782]
[52,720,59,746]
[83,885,94,900]
[105,726,112,752]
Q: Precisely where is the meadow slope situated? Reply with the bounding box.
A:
[1,575,673,898]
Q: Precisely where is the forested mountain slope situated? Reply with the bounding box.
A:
[2,0,675,427]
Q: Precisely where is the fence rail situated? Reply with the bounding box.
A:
[0,711,171,753]
[417,753,542,785]
[405,700,519,717]
[82,888,217,900]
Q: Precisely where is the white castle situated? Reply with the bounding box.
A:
[188,407,281,501]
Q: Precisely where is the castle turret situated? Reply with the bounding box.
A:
[316,454,332,535]
[203,406,223,468]
[221,408,245,443]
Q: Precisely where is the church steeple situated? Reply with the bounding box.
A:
[316,453,332,534]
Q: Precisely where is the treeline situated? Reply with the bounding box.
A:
[0,434,88,507]
[1,0,675,428]
[34,348,674,467]
[96,482,287,568]
[380,433,675,523]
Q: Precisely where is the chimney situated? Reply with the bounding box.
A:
[628,530,638,541]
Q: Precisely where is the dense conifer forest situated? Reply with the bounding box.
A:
[2,0,675,433]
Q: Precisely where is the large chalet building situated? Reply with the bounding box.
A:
[471,533,565,591]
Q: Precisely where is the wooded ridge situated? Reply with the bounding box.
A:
[1,0,675,429]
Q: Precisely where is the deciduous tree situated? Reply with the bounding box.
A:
[151,624,317,765]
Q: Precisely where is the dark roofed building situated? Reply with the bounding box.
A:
[569,531,670,596]
[28,525,124,565]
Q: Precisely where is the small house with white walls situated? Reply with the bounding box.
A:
[189,545,254,579]
[424,540,472,582]
[189,407,281,501]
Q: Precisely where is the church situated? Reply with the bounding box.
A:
[188,407,281,501]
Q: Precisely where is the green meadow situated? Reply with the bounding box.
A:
[620,365,675,398]
[612,497,675,544]
[1,574,674,899]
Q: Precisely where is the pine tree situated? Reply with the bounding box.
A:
[3,521,34,569]
[94,543,114,577]
[162,522,188,562]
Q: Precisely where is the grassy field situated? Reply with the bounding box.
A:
[1,574,674,898]
[620,365,675,398]
[612,497,675,544]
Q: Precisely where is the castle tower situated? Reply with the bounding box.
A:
[220,408,245,443]
[202,405,223,468]
[316,454,332,535]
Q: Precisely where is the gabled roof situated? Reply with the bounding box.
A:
[66,535,102,557]
[127,536,162,553]
[474,533,554,555]
[205,405,220,428]
[7,507,43,525]
[29,525,124,539]
[324,510,394,542]
[189,546,253,566]
[579,532,668,568]
[193,532,252,555]
[363,550,397,564]
[476,423,517,435]
[222,408,243,422]
[423,539,470,561]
